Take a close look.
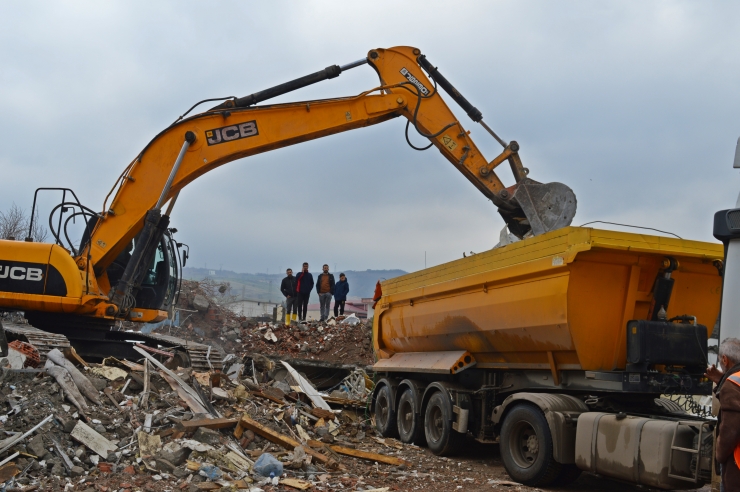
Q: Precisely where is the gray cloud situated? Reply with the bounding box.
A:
[1,1,739,273]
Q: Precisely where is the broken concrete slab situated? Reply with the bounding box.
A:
[70,421,117,459]
[193,294,210,312]
[192,427,221,446]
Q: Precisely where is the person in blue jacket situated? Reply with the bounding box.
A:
[295,262,314,322]
[333,273,349,317]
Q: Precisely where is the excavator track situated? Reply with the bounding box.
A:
[136,332,223,371]
[2,316,222,372]
[2,321,71,363]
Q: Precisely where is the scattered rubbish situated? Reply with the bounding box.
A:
[198,463,223,480]
[282,361,331,411]
[0,279,451,490]
[253,453,283,477]
[90,365,128,381]
[137,431,162,458]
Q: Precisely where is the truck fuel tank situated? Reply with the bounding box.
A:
[575,412,712,490]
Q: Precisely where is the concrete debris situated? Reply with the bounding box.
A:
[193,294,211,312]
[43,361,89,414]
[46,349,101,405]
[0,279,527,491]
[70,421,117,458]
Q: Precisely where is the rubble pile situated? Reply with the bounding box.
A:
[167,281,374,366]
[236,318,374,367]
[0,347,465,492]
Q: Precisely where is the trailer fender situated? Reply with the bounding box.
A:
[492,393,588,464]
[421,382,471,434]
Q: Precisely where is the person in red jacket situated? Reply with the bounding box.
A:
[294,262,314,322]
[706,337,740,490]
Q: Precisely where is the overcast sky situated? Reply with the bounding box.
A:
[1,1,740,274]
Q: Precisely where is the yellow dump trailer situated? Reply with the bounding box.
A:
[370,227,722,489]
[374,226,722,372]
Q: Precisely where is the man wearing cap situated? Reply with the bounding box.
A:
[706,337,740,489]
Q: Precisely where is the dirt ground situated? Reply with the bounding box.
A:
[401,439,712,492]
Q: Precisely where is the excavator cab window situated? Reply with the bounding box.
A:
[132,231,179,312]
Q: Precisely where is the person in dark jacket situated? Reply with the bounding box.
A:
[706,337,740,490]
[315,264,335,321]
[280,268,298,325]
[295,262,314,322]
[334,273,349,317]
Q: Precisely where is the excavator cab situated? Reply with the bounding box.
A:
[133,230,180,312]
[27,187,182,315]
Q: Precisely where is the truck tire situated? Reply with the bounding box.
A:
[424,391,463,455]
[500,404,561,486]
[397,388,425,445]
[374,384,398,438]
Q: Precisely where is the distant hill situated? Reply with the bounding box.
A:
[182,267,406,304]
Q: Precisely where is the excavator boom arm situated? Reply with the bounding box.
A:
[87,46,575,283]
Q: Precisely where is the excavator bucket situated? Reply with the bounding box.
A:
[499,179,577,238]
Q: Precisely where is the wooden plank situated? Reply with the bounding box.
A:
[238,415,340,469]
[280,478,312,490]
[196,484,222,490]
[252,391,284,405]
[177,418,239,431]
[307,440,410,466]
[310,408,335,420]
[156,428,176,438]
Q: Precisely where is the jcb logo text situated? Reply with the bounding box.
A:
[205,121,259,146]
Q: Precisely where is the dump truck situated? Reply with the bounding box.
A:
[371,226,723,489]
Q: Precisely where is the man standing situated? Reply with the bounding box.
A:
[315,264,335,321]
[295,262,314,322]
[705,337,740,489]
[280,268,298,326]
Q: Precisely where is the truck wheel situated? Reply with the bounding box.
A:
[424,391,463,455]
[374,384,398,438]
[397,388,425,445]
[500,404,561,486]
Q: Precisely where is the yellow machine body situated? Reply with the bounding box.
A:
[373,227,723,372]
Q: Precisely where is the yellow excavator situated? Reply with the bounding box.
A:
[0,46,576,367]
